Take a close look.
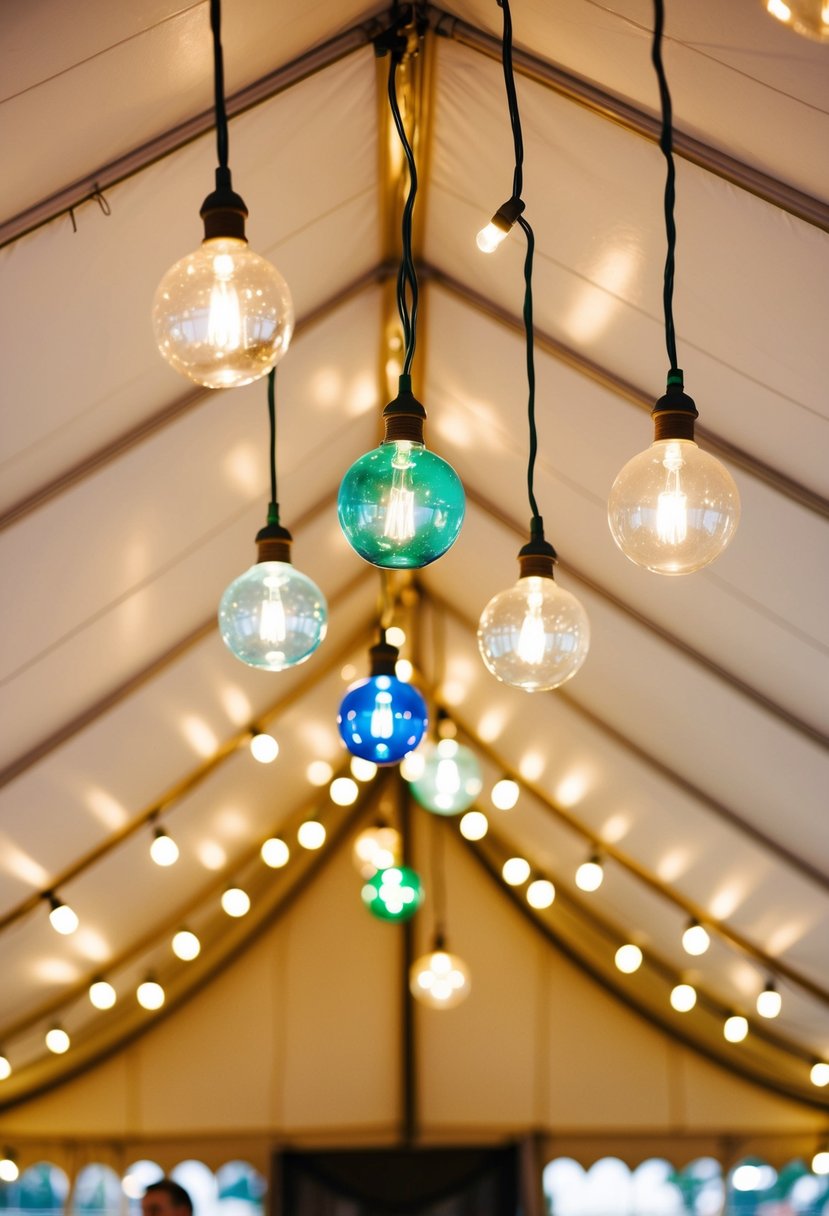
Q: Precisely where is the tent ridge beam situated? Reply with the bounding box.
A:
[428,6,829,234]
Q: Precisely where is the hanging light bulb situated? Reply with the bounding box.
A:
[249,731,279,763]
[297,820,326,850]
[476,197,526,252]
[763,0,829,41]
[756,981,782,1019]
[261,837,290,868]
[150,826,179,867]
[137,978,165,1011]
[338,377,465,569]
[615,943,643,973]
[502,856,531,886]
[478,520,590,691]
[608,375,740,574]
[407,738,483,816]
[0,1152,18,1183]
[723,1014,749,1043]
[362,865,423,922]
[172,929,201,961]
[0,1055,10,1081]
[219,508,327,670]
[810,1061,829,1087]
[410,935,471,1008]
[88,979,117,1010]
[459,810,488,840]
[352,824,402,879]
[491,777,519,810]
[575,854,604,892]
[337,635,428,764]
[47,894,79,936]
[526,878,555,909]
[221,887,250,917]
[350,756,378,782]
[45,1026,70,1054]
[152,0,292,387]
[812,1147,829,1175]
[670,982,697,1012]
[682,919,711,956]
[330,776,359,806]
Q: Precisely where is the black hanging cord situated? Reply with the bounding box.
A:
[210,0,231,176]
[498,0,524,202]
[651,0,679,375]
[429,815,447,943]
[387,52,419,376]
[266,368,279,525]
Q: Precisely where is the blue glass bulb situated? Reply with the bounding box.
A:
[338,674,428,764]
[338,439,465,569]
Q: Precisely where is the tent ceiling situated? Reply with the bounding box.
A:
[0,0,827,1144]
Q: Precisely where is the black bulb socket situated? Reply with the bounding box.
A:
[383,374,426,444]
[200,167,249,242]
[652,370,699,443]
[490,196,526,235]
[517,517,558,580]
[369,634,400,677]
[255,517,293,565]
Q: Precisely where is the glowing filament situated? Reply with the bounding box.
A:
[476,222,508,253]
[435,757,461,797]
[370,690,394,739]
[207,254,243,351]
[259,577,287,643]
[383,443,416,540]
[657,443,688,544]
[516,588,546,664]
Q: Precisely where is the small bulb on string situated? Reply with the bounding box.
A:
[476,197,525,253]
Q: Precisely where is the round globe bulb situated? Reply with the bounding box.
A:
[407,739,483,816]
[575,858,604,892]
[386,626,407,648]
[137,980,165,1011]
[478,575,590,692]
[756,984,782,1019]
[724,1014,749,1043]
[49,900,79,935]
[459,811,488,840]
[0,1055,11,1081]
[362,865,423,922]
[352,825,402,879]
[491,778,519,811]
[330,777,359,806]
[261,837,290,868]
[502,856,531,886]
[410,949,471,1008]
[150,830,179,867]
[338,674,427,764]
[682,921,711,956]
[172,929,201,961]
[615,943,643,974]
[221,887,250,917]
[338,440,464,569]
[46,1027,70,1054]
[218,560,327,671]
[350,756,378,782]
[152,237,293,388]
[670,983,697,1012]
[527,879,555,909]
[608,439,739,575]
[810,1062,829,1087]
[297,820,326,850]
[89,980,117,1010]
[250,732,279,763]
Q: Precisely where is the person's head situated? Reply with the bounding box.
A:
[141,1180,193,1216]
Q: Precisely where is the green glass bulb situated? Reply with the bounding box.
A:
[338,439,465,569]
[361,865,424,922]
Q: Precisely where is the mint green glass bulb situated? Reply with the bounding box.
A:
[338,439,465,569]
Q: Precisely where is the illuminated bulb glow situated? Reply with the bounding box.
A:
[810,1062,829,1087]
[384,443,416,540]
[150,830,179,867]
[137,980,165,1011]
[46,1027,70,1054]
[478,575,590,692]
[219,561,327,672]
[575,858,604,892]
[516,587,546,663]
[307,760,333,786]
[261,837,290,868]
[362,866,423,921]
[351,756,378,782]
[459,811,488,840]
[410,949,471,1008]
[297,820,326,850]
[338,669,427,765]
[408,740,483,816]
[221,887,251,917]
[813,1151,829,1175]
[756,985,782,1019]
[527,879,555,909]
[352,826,401,878]
[491,778,519,810]
[0,1158,18,1183]
[670,983,697,1012]
[682,921,711,956]
[476,221,509,253]
[89,980,117,1010]
[250,732,279,763]
[330,777,359,806]
[49,900,79,935]
[724,1014,749,1043]
[386,626,406,648]
[502,857,531,886]
[260,589,286,642]
[0,1056,10,1081]
[767,0,792,18]
[172,930,201,961]
[615,944,643,973]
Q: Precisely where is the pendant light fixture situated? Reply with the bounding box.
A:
[337,23,465,569]
[152,0,293,388]
[411,817,470,1008]
[337,632,428,764]
[362,864,424,922]
[476,0,590,692]
[607,0,740,575]
[219,369,328,670]
[407,714,483,816]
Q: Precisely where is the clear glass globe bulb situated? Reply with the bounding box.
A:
[152,237,294,388]
[407,739,483,816]
[477,575,590,692]
[338,440,465,569]
[608,439,740,575]
[410,949,471,1008]
[338,674,428,764]
[218,560,327,671]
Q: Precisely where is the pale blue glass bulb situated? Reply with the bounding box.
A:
[219,560,327,670]
[408,739,483,816]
